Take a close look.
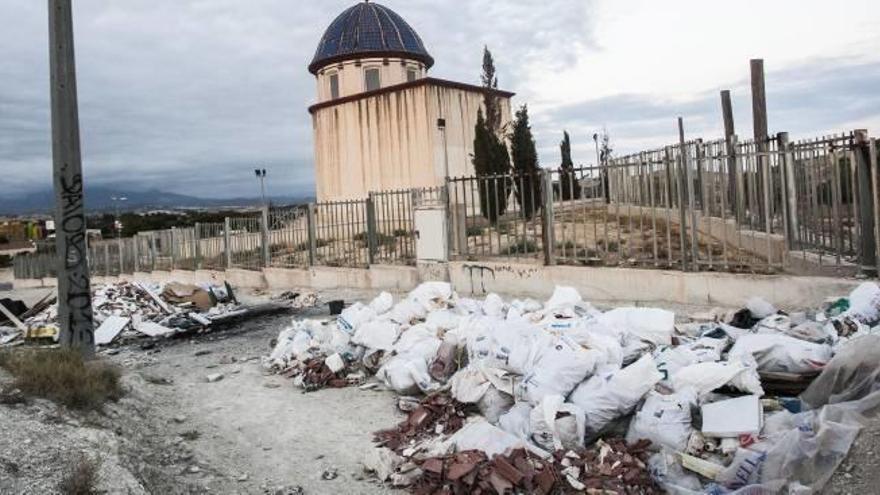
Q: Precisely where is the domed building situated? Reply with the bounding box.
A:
[309,1,514,201]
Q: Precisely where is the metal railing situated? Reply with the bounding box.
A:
[12,131,880,281]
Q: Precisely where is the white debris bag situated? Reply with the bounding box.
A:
[467,318,549,375]
[450,420,529,458]
[369,292,394,315]
[425,309,461,332]
[518,336,600,404]
[747,296,777,319]
[499,402,533,441]
[529,394,586,451]
[377,354,435,395]
[842,282,880,324]
[352,319,401,352]
[626,388,698,452]
[450,366,493,403]
[728,334,833,374]
[482,293,506,318]
[598,307,675,346]
[338,303,377,334]
[671,361,764,397]
[392,324,441,363]
[569,354,663,436]
[478,386,515,424]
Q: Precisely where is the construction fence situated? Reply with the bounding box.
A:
[13,130,880,280]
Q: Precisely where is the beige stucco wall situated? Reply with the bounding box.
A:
[312,82,513,202]
[315,57,427,102]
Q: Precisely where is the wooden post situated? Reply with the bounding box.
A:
[721,90,738,211]
[193,223,202,270]
[855,130,878,277]
[751,59,769,229]
[49,0,94,352]
[678,118,698,270]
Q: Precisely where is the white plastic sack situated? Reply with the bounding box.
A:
[409,282,454,311]
[388,300,427,326]
[671,361,764,397]
[478,386,515,424]
[338,303,377,334]
[377,354,436,395]
[518,336,600,405]
[393,324,441,363]
[424,310,461,332]
[569,354,663,436]
[654,346,699,385]
[449,419,529,457]
[626,389,697,452]
[728,334,833,374]
[466,317,549,375]
[499,402,533,441]
[747,296,777,319]
[842,282,880,324]
[450,366,493,403]
[482,293,506,318]
[529,395,586,451]
[598,307,675,346]
[352,319,401,352]
[369,292,394,315]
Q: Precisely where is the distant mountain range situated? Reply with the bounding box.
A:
[0,185,313,215]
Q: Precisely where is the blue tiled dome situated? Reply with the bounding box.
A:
[309,1,434,74]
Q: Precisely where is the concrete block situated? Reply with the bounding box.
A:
[263,267,312,289]
[225,269,267,289]
[370,265,419,291]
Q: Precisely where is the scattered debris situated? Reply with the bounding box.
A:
[206,373,224,383]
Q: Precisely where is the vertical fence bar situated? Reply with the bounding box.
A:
[855,130,878,277]
[542,170,555,266]
[223,218,232,269]
[307,203,317,266]
[194,222,202,270]
[676,121,690,271]
[260,207,270,268]
[366,195,377,265]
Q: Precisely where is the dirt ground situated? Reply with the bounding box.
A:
[2,277,879,494]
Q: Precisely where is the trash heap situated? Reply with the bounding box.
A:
[1,281,315,348]
[265,281,880,494]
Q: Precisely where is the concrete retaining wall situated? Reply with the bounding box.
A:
[11,261,864,310]
[447,260,861,309]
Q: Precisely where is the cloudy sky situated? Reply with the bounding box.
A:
[1,0,879,200]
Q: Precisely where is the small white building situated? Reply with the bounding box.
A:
[309,1,515,202]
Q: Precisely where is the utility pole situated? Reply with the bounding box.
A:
[49,0,94,353]
[751,59,769,228]
[720,90,738,213]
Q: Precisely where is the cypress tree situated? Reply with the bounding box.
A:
[559,131,581,200]
[510,105,541,219]
[471,47,510,224]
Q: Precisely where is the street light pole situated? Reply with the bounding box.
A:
[49,0,94,353]
[255,168,267,207]
[111,196,127,239]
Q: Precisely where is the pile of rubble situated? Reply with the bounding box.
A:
[0,281,317,348]
[264,281,880,493]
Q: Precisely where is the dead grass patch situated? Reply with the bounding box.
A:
[58,454,100,495]
[0,348,122,411]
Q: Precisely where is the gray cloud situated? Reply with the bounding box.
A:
[0,0,877,201]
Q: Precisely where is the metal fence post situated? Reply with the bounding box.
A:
[170,228,177,270]
[103,243,110,277]
[778,132,799,251]
[855,130,878,277]
[366,195,378,265]
[260,207,270,268]
[150,233,157,271]
[117,237,124,274]
[307,203,318,266]
[193,222,202,270]
[132,236,140,272]
[676,120,690,271]
[541,170,556,266]
[224,217,232,269]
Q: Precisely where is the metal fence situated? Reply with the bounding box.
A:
[12,131,880,281]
